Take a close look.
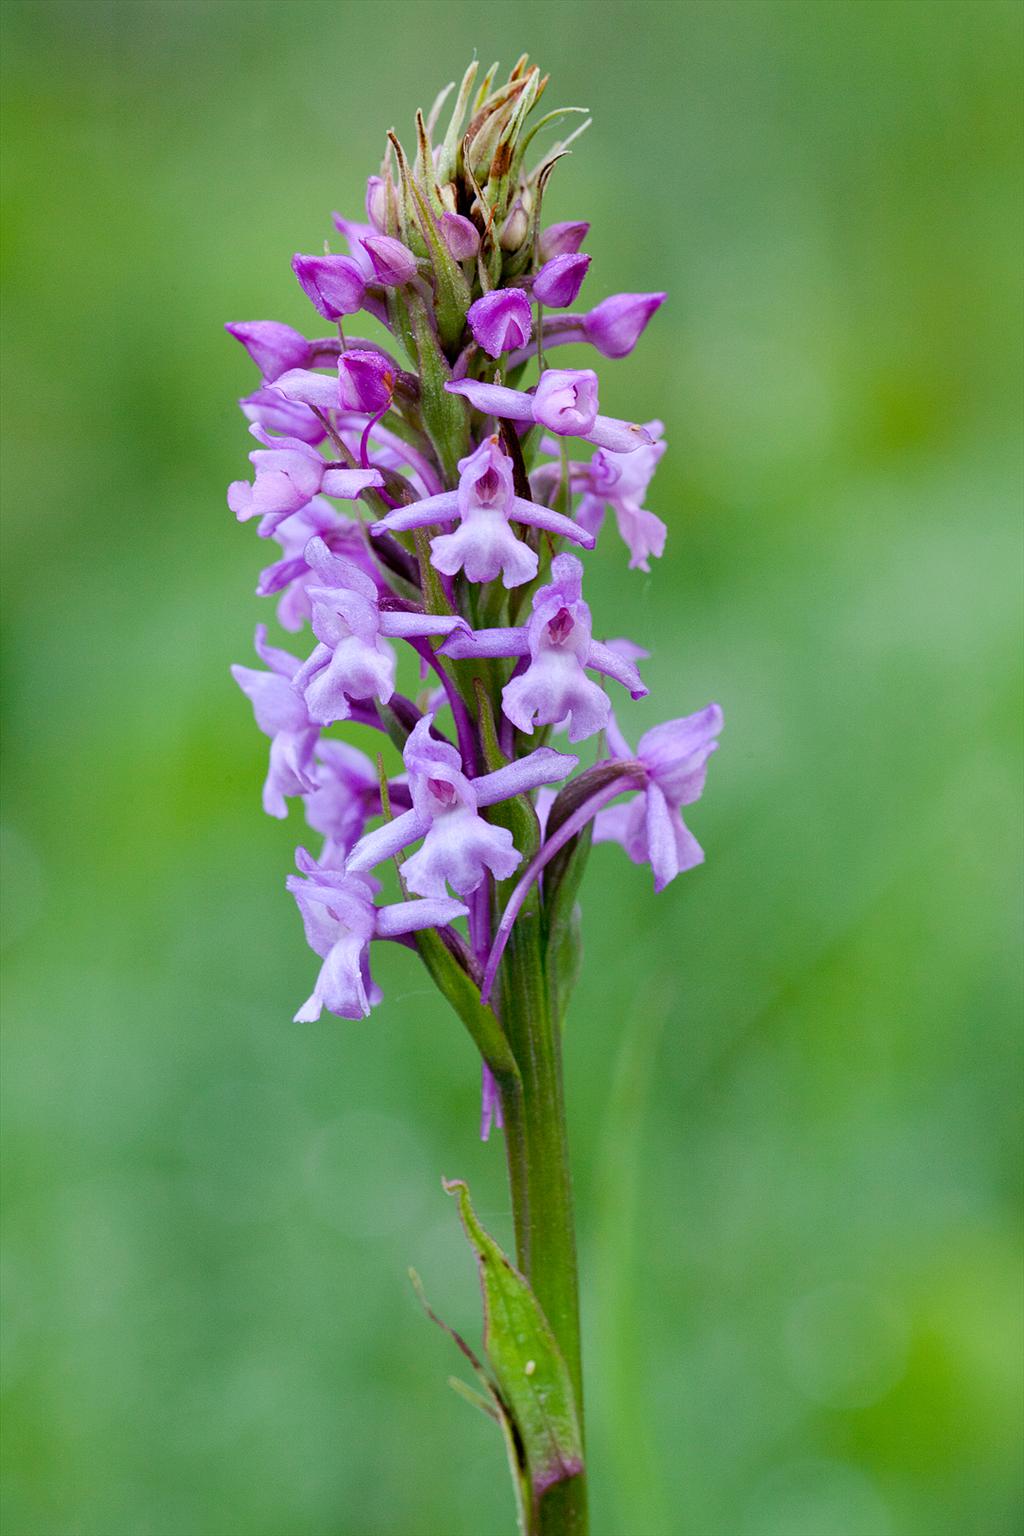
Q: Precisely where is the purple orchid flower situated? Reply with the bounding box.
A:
[440,553,648,743]
[575,425,667,570]
[226,425,383,533]
[345,715,578,898]
[332,210,380,277]
[367,436,593,588]
[225,320,310,382]
[593,703,723,890]
[288,849,467,1021]
[445,369,653,454]
[337,350,399,414]
[363,177,386,231]
[292,537,466,726]
[533,423,668,572]
[231,626,319,818]
[265,372,443,497]
[270,353,401,419]
[467,289,533,358]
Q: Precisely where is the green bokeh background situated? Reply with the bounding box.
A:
[3,2,1021,1533]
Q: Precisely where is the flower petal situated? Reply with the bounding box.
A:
[586,639,648,699]
[370,491,460,533]
[444,378,535,420]
[473,748,579,808]
[345,808,427,874]
[375,896,469,937]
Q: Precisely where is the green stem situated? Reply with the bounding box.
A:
[497,904,587,1536]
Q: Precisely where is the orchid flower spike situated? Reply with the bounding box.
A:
[225,61,725,1353]
[368,436,593,588]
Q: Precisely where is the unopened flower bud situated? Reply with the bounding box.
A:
[533,253,591,309]
[438,211,480,261]
[583,292,666,358]
[539,220,590,261]
[291,253,366,321]
[337,350,396,414]
[499,198,529,252]
[360,234,418,287]
[467,289,532,358]
[365,176,387,231]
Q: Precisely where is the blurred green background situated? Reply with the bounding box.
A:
[2,2,1021,1533]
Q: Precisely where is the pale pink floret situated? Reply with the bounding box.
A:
[594,704,723,890]
[231,626,318,819]
[293,538,465,726]
[369,437,593,588]
[440,554,648,744]
[288,848,466,1021]
[345,716,578,898]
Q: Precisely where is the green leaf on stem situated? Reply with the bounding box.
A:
[409,1266,531,1536]
[443,1178,585,1507]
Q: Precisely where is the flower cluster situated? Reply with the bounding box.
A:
[227,58,721,1083]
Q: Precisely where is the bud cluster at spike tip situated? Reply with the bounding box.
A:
[224,56,721,1129]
